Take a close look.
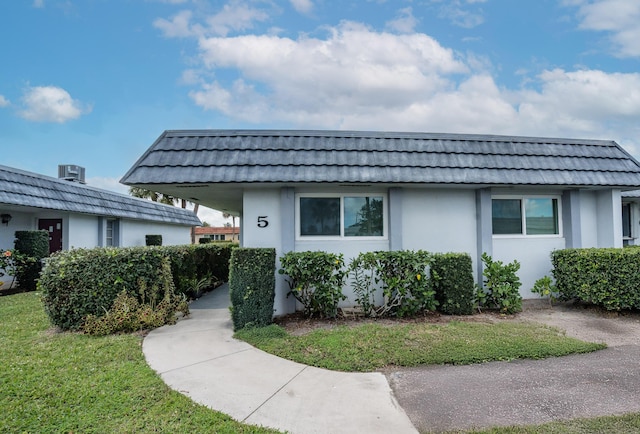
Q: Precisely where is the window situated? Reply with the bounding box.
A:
[298,195,385,238]
[623,203,632,239]
[106,219,119,246]
[492,197,559,236]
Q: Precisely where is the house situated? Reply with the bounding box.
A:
[121,130,640,315]
[0,164,201,287]
[193,226,240,243]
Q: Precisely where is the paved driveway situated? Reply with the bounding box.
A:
[387,301,640,433]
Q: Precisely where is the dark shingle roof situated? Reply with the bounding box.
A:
[0,165,201,226]
[120,130,640,188]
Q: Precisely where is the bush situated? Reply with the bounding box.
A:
[551,248,640,310]
[145,235,162,246]
[40,247,174,330]
[431,253,475,315]
[348,250,436,317]
[531,275,559,305]
[82,261,189,335]
[14,230,49,291]
[229,248,276,330]
[370,250,436,317]
[476,253,522,314]
[161,243,235,298]
[279,251,347,318]
[349,252,379,317]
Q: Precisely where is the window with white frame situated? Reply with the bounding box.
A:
[298,194,385,238]
[492,196,560,236]
[106,219,118,246]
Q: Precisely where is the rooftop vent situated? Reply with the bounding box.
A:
[58,164,86,184]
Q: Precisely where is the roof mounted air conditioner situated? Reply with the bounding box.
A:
[58,164,86,184]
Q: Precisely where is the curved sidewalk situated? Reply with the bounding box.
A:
[142,284,418,434]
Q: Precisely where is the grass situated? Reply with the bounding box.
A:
[460,412,640,433]
[235,320,606,372]
[3,292,637,434]
[0,292,280,434]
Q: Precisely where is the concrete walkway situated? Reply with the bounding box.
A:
[144,286,640,434]
[142,284,417,434]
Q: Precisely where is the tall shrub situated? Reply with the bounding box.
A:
[229,248,276,330]
[348,250,436,317]
[40,247,172,330]
[279,251,347,318]
[14,230,49,291]
[431,253,474,315]
[551,248,640,310]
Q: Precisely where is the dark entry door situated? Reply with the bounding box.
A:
[38,219,63,253]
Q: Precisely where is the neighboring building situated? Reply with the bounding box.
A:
[193,226,240,243]
[121,130,640,315]
[1,164,201,287]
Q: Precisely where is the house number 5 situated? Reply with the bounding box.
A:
[257,216,269,228]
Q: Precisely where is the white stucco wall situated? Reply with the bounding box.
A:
[119,220,192,247]
[241,189,290,314]
[67,214,99,249]
[492,237,566,298]
[401,188,477,258]
[238,185,627,314]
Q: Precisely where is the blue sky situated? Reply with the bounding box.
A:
[1,0,639,224]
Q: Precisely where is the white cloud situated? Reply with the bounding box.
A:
[32,0,44,8]
[205,0,270,36]
[154,10,198,38]
[515,69,640,138]
[572,0,640,57]
[435,0,485,28]
[385,7,418,34]
[191,21,468,125]
[0,95,9,107]
[290,0,313,15]
[160,8,640,158]
[19,86,90,123]
[154,1,270,38]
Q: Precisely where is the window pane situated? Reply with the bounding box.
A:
[492,199,522,234]
[525,198,559,235]
[344,196,383,236]
[623,203,632,238]
[300,197,340,236]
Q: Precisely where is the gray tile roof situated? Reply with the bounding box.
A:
[0,165,201,226]
[121,130,640,188]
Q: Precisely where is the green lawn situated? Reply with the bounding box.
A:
[0,292,279,434]
[235,320,605,372]
[463,412,640,434]
[3,292,638,434]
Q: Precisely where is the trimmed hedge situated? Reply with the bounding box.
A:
[431,253,475,315]
[551,248,640,310]
[229,248,276,330]
[14,230,49,291]
[39,243,235,330]
[40,247,171,330]
[162,243,235,297]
